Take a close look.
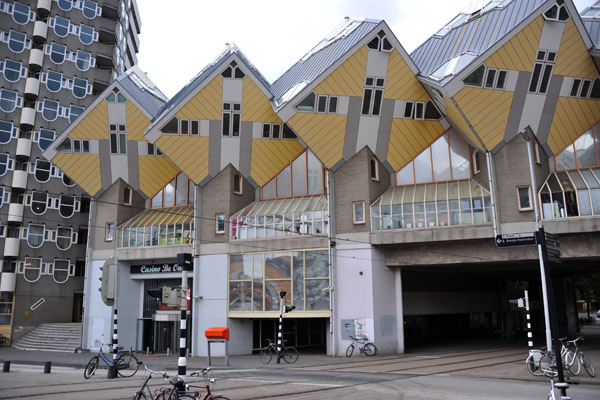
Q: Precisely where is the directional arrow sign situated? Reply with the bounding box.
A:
[546,247,562,263]
[545,232,560,248]
[495,232,537,248]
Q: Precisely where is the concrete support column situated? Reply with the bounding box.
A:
[394,268,405,354]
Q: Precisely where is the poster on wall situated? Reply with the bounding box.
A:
[354,318,374,340]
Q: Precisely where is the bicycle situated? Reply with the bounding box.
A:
[538,338,574,378]
[526,348,545,376]
[133,365,195,400]
[84,342,140,378]
[186,367,230,400]
[259,338,298,364]
[540,357,572,400]
[561,336,595,377]
[346,335,377,357]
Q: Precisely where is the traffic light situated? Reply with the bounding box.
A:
[284,305,296,313]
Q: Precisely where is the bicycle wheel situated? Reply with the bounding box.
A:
[565,351,580,376]
[282,346,299,363]
[116,354,140,377]
[210,397,231,400]
[526,354,543,376]
[363,343,377,356]
[346,344,354,357]
[84,356,99,379]
[259,347,272,364]
[539,352,557,377]
[580,353,596,377]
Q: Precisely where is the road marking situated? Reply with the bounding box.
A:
[228,378,343,387]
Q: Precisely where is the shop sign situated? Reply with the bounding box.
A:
[131,263,186,274]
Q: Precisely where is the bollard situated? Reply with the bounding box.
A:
[2,360,10,372]
[44,362,51,374]
[167,347,170,357]
[107,365,117,379]
[146,347,150,355]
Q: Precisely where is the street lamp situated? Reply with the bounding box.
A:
[520,126,566,390]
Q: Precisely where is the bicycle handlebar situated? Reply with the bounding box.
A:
[189,367,211,377]
[143,365,168,378]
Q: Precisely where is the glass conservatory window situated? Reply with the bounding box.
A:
[261,150,324,200]
[22,257,42,283]
[52,259,71,284]
[31,191,47,214]
[228,249,329,313]
[150,173,193,209]
[556,128,599,170]
[56,227,73,250]
[117,206,194,248]
[540,168,600,219]
[371,180,492,231]
[27,225,44,248]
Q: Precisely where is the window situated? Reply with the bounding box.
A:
[122,187,132,205]
[295,92,316,112]
[146,143,163,156]
[0,292,13,326]
[110,124,126,154]
[78,24,98,45]
[366,31,393,52]
[150,173,193,208]
[472,150,481,174]
[0,89,22,113]
[262,123,287,139]
[34,160,51,182]
[570,77,600,100]
[222,103,241,137]
[361,77,385,116]
[11,2,34,25]
[75,50,94,71]
[535,142,542,165]
[57,0,74,11]
[221,62,245,78]
[529,50,556,94]
[105,222,114,241]
[31,191,47,214]
[42,70,64,93]
[2,30,31,53]
[0,186,8,208]
[216,213,226,234]
[353,201,366,224]
[233,173,242,194]
[464,65,507,89]
[81,0,101,19]
[63,174,76,187]
[0,120,17,144]
[27,224,44,248]
[22,257,42,283]
[72,77,91,99]
[52,259,72,284]
[0,153,13,176]
[261,150,324,199]
[518,186,533,211]
[45,43,67,64]
[51,16,70,37]
[0,59,26,82]
[463,64,486,87]
[56,227,73,250]
[38,99,62,122]
[69,105,84,124]
[59,195,76,218]
[370,158,379,181]
[544,3,569,21]
[160,117,179,134]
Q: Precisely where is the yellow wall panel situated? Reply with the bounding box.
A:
[126,101,151,141]
[554,20,598,79]
[287,113,347,168]
[444,97,481,147]
[138,156,180,198]
[387,119,445,171]
[242,79,281,123]
[53,154,101,196]
[176,76,223,121]
[69,101,108,140]
[454,87,513,150]
[314,47,367,97]
[155,136,210,184]
[385,49,429,101]
[486,15,543,72]
[547,97,600,154]
[250,140,304,186]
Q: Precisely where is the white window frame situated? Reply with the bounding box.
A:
[109,124,127,154]
[105,222,114,241]
[26,224,45,248]
[517,186,533,211]
[216,213,226,234]
[56,226,73,250]
[0,88,23,113]
[51,259,72,284]
[21,257,42,283]
[353,201,366,224]
[528,50,556,94]
[221,102,241,137]
[370,158,379,181]
[361,76,385,117]
[0,58,27,83]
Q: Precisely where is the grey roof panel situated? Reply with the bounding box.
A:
[118,75,166,118]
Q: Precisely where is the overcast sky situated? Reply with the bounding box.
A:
[136,0,594,98]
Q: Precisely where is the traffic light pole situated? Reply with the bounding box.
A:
[178,270,188,380]
[276,292,285,364]
[109,257,119,379]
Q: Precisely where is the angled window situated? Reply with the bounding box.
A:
[56,137,71,152]
[31,191,48,214]
[0,153,13,176]
[295,92,316,112]
[544,3,569,21]
[222,103,241,137]
[529,50,556,94]
[35,159,51,182]
[366,30,393,52]
[6,30,30,53]
[52,259,71,284]
[22,257,42,283]
[221,61,245,79]
[75,50,94,71]
[555,128,599,170]
[1,59,26,82]
[27,224,44,248]
[43,70,64,92]
[261,150,324,199]
[0,120,17,144]
[463,64,486,87]
[109,124,126,154]
[233,173,243,194]
[57,0,74,11]
[150,173,193,208]
[46,43,67,64]
[56,227,73,250]
[12,2,34,25]
[361,77,385,116]
[282,123,297,139]
[0,89,22,113]
[78,24,97,45]
[72,77,91,99]
[59,195,76,218]
[160,117,179,134]
[424,100,442,120]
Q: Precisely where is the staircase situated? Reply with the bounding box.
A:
[12,323,82,352]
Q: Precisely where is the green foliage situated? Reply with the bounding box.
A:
[575,275,600,314]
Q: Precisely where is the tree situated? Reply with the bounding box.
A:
[575,275,600,316]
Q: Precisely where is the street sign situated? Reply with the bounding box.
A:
[545,232,560,248]
[495,232,537,248]
[546,247,562,263]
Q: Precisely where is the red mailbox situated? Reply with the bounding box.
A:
[205,327,229,341]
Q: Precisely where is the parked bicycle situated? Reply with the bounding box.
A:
[538,355,572,400]
[259,338,298,364]
[536,336,596,378]
[186,367,230,400]
[84,342,140,378]
[346,335,377,357]
[133,365,195,400]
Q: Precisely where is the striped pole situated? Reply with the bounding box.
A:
[276,294,284,364]
[113,308,118,360]
[178,270,188,379]
[524,289,533,350]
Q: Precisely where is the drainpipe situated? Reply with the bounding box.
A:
[326,169,336,357]
[485,152,499,237]
[81,197,94,350]
[191,183,200,357]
